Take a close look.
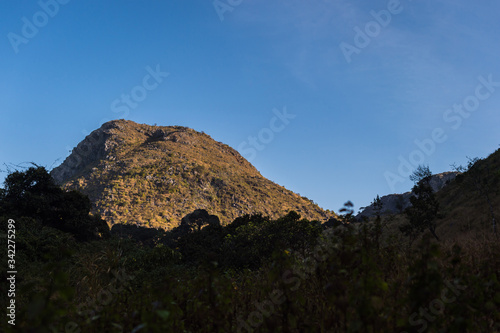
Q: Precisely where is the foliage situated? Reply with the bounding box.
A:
[372,195,383,220]
[0,166,110,241]
[401,165,440,242]
[409,164,432,184]
[372,195,384,249]
[158,211,322,270]
[2,208,498,332]
[339,200,355,224]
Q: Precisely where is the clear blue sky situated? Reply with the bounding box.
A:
[1,0,500,214]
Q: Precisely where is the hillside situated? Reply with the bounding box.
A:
[435,149,500,237]
[51,120,330,229]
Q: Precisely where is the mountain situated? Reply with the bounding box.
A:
[357,171,459,219]
[51,120,330,229]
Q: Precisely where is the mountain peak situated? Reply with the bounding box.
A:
[51,120,329,228]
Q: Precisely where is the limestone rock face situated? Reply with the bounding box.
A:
[357,172,459,219]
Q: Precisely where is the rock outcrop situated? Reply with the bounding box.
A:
[51,121,121,184]
[357,172,459,219]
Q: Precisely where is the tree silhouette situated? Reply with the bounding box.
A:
[400,165,440,242]
[372,195,384,249]
[339,201,355,224]
[0,166,110,241]
[372,195,383,221]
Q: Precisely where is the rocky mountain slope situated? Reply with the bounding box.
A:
[51,120,330,229]
[357,171,459,219]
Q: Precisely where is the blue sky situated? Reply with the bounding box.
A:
[1,0,499,214]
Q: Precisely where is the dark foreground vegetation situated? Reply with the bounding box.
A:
[0,166,499,332]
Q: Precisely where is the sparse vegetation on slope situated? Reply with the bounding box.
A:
[51,120,331,229]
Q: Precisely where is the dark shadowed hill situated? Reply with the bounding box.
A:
[51,120,331,229]
[435,149,500,237]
